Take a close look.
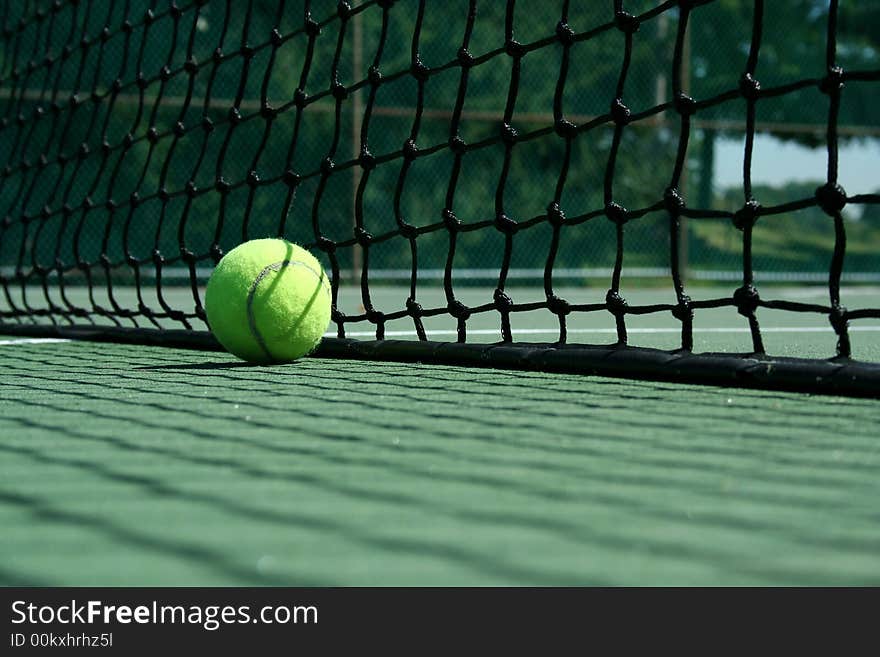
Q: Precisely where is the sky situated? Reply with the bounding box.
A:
[714,135,880,197]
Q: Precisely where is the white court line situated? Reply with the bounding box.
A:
[2,327,878,345]
[332,326,880,338]
[781,288,880,298]
[0,338,71,346]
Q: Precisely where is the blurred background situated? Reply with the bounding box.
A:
[0,0,877,299]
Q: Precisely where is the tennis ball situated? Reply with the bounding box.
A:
[204,238,332,364]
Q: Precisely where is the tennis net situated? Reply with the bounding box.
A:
[0,0,878,395]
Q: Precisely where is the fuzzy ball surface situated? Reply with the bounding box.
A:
[205,239,332,364]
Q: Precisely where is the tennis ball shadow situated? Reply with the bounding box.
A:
[135,360,307,370]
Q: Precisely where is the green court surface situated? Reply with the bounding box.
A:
[2,285,880,586]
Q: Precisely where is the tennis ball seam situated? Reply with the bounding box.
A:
[245,259,331,362]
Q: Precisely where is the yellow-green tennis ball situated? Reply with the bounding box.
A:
[204,238,332,364]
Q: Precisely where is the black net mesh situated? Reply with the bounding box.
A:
[0,0,879,394]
